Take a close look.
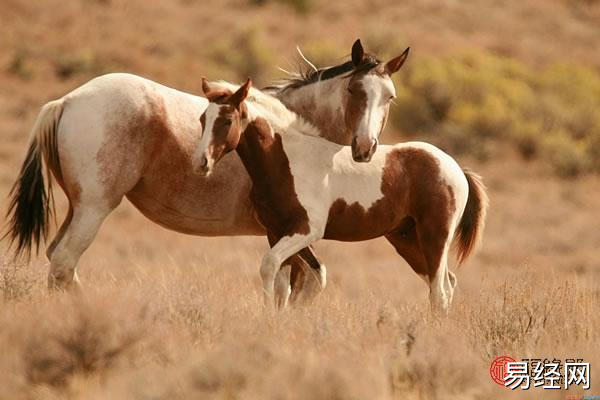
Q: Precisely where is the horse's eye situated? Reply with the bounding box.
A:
[347,87,354,94]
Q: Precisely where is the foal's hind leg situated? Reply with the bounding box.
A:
[268,228,326,307]
[272,250,325,307]
[385,229,430,286]
[385,218,455,314]
[417,218,456,314]
[261,231,322,306]
[47,200,118,290]
[287,246,326,305]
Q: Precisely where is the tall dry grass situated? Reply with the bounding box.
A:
[0,258,598,399]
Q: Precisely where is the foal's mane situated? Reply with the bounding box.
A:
[263,52,381,93]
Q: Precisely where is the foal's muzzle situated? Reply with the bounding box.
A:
[351,137,378,163]
[194,154,210,176]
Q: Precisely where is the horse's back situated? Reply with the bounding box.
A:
[62,73,207,114]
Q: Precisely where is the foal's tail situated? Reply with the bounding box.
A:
[454,169,489,265]
[3,99,65,259]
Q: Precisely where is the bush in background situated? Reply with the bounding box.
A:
[391,51,600,177]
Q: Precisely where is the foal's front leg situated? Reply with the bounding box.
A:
[261,231,322,306]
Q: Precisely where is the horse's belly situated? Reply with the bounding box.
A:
[323,198,402,241]
[126,153,265,236]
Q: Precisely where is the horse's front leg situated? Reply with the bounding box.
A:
[261,230,322,307]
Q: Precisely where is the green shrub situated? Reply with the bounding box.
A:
[391,51,600,176]
[8,48,32,80]
[249,0,312,14]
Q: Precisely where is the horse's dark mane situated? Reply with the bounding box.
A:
[263,53,381,93]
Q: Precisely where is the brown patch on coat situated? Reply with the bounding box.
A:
[236,117,310,238]
[324,147,456,280]
[95,86,168,208]
[286,96,350,145]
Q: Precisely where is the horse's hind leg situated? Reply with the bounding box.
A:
[270,240,325,306]
[261,231,322,306]
[47,200,117,290]
[283,247,326,306]
[46,206,74,261]
[385,218,455,314]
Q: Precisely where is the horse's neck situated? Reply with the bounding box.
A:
[276,79,351,145]
[235,117,292,193]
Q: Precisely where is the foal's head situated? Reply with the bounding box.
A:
[193,78,251,176]
[267,39,410,162]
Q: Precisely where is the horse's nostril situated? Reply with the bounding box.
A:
[371,139,378,153]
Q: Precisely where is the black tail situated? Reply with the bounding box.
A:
[3,100,63,260]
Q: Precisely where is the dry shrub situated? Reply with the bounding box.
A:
[19,291,150,388]
[0,258,42,301]
[458,272,599,362]
[388,324,488,400]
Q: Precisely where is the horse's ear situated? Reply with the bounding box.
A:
[229,78,252,109]
[385,47,410,75]
[201,77,212,96]
[351,39,365,66]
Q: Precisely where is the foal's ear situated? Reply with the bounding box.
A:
[201,77,212,96]
[384,47,410,75]
[351,39,365,66]
[229,78,252,109]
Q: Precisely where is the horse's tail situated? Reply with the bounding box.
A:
[3,99,65,260]
[454,169,489,265]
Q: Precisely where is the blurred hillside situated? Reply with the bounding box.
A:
[1,0,600,181]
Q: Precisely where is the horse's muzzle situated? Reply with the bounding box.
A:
[351,137,378,163]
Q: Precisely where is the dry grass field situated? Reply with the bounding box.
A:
[1,0,600,398]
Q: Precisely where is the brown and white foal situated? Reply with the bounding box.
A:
[196,79,488,313]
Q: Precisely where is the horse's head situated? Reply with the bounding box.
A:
[193,78,251,176]
[345,40,409,162]
[268,39,409,163]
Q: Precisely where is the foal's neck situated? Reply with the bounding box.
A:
[235,117,292,195]
[275,79,351,146]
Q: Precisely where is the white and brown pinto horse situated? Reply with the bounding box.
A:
[196,79,488,313]
[4,40,410,300]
